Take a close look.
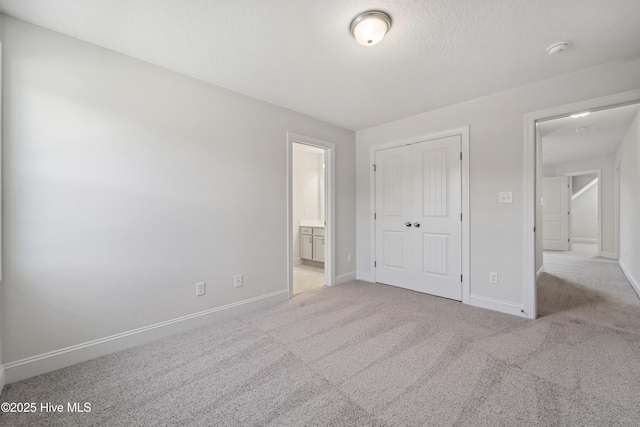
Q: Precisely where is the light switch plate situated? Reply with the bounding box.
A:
[499,192,513,203]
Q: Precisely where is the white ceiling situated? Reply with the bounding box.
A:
[1,0,640,131]
[538,103,640,165]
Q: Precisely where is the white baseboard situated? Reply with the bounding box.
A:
[469,294,528,318]
[335,271,357,285]
[3,289,288,385]
[356,272,374,283]
[619,260,640,299]
[0,365,5,393]
[536,266,545,282]
[572,238,598,244]
[599,251,617,259]
[293,257,303,265]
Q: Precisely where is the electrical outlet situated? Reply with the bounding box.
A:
[234,274,243,288]
[498,192,513,203]
[196,282,206,296]
[489,272,498,284]
[347,254,352,263]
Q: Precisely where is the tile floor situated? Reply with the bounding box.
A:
[293,264,325,295]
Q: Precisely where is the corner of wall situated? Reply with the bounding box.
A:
[0,366,5,393]
[619,260,640,299]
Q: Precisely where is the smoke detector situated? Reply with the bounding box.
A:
[547,41,569,55]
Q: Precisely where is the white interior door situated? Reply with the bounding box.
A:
[543,176,570,250]
[375,135,462,301]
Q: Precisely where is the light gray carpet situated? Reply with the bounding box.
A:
[2,252,640,426]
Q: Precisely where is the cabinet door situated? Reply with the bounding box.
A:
[313,236,325,262]
[301,234,313,260]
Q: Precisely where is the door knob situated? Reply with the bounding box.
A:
[414,222,420,228]
[405,222,412,227]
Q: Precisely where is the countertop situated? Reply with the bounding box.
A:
[300,220,325,228]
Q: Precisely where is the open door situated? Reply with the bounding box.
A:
[543,176,570,250]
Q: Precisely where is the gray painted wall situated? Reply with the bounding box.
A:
[0,15,356,364]
[572,174,597,194]
[571,180,598,241]
[356,57,640,306]
[617,109,640,293]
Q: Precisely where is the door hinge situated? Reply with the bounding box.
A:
[373,164,377,172]
[374,261,377,268]
[533,226,536,232]
[460,152,462,160]
[568,239,570,242]
[568,211,570,215]
[461,274,463,282]
[460,213,462,221]
[374,213,376,220]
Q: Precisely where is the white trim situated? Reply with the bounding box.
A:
[536,266,545,282]
[614,161,620,259]
[368,126,470,304]
[0,366,5,393]
[293,257,303,266]
[571,177,598,200]
[335,271,357,285]
[572,238,598,244]
[287,132,336,300]
[523,89,640,321]
[356,273,375,283]
[3,289,288,384]
[599,251,617,259]
[619,260,640,299]
[469,294,527,318]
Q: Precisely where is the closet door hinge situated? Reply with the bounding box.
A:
[461,274,463,282]
[374,261,377,268]
[373,164,377,172]
[460,152,462,160]
[374,213,376,220]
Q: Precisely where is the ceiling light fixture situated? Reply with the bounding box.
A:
[350,11,392,46]
[547,41,569,55]
[570,112,590,118]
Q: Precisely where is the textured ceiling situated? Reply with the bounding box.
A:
[538,103,640,166]
[1,0,640,130]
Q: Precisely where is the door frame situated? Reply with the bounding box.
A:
[564,169,602,253]
[522,89,640,319]
[369,126,470,304]
[286,132,335,298]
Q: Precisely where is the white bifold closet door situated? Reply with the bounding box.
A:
[375,135,462,301]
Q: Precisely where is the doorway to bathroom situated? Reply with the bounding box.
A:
[292,142,326,294]
[286,132,335,298]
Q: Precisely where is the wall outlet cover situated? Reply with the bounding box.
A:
[499,192,513,203]
[234,274,243,288]
[489,272,498,284]
[196,282,206,296]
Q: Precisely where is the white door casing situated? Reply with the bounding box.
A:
[524,90,640,320]
[375,135,462,301]
[286,132,335,299]
[542,176,570,250]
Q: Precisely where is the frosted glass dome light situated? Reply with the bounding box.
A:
[350,11,392,46]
